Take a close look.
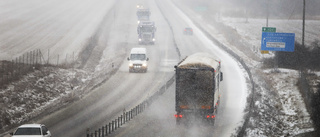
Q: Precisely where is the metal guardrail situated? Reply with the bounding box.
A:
[86,76,175,137]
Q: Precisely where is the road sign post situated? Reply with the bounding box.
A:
[261,27,276,54]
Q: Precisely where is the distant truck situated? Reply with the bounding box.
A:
[136,8,150,24]
[174,53,223,125]
[137,21,156,45]
[127,48,149,73]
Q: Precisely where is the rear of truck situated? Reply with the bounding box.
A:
[174,53,222,126]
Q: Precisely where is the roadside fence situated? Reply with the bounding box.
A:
[0,49,76,89]
[0,49,44,88]
[86,75,175,137]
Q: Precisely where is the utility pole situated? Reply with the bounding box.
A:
[302,0,305,47]
[266,0,269,27]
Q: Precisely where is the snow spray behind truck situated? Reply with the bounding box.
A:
[174,53,223,125]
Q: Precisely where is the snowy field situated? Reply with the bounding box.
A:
[221,17,320,56]
[0,0,115,63]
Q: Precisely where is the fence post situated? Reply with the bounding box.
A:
[95,130,97,137]
[57,54,59,66]
[47,49,50,64]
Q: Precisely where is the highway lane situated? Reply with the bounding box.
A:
[111,0,249,136]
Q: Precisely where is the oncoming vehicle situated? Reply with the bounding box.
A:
[127,48,149,73]
[137,21,156,45]
[10,124,51,137]
[183,27,193,35]
[174,53,223,125]
[136,8,150,24]
[136,4,143,9]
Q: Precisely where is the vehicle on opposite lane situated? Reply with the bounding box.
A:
[127,48,149,73]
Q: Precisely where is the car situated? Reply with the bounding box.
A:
[10,124,51,137]
[183,27,193,35]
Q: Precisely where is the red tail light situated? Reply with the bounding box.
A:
[174,114,178,118]
[179,114,183,118]
[206,115,210,118]
[211,115,215,118]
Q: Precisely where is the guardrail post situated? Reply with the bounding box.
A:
[102,126,104,137]
[126,112,128,122]
[109,123,111,134]
[121,115,123,125]
[106,124,108,136]
[115,119,117,130]
[136,106,138,116]
[91,133,93,137]
[112,121,114,132]
[95,130,97,137]
[87,128,90,137]
[98,128,101,137]
[118,117,120,127]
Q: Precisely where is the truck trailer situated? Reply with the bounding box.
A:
[174,52,223,125]
[136,8,150,24]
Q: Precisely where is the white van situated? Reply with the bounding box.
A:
[127,48,149,73]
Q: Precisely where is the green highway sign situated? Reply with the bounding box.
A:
[262,27,276,32]
[195,6,207,11]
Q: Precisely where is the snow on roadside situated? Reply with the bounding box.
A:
[0,67,91,131]
[262,69,313,136]
[172,0,316,136]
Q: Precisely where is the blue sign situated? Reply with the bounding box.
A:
[261,32,295,52]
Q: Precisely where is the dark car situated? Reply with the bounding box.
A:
[183,27,193,35]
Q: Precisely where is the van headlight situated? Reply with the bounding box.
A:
[142,63,147,67]
[129,63,133,67]
[139,39,142,41]
[152,38,156,41]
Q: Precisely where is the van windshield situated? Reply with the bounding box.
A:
[130,54,146,60]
